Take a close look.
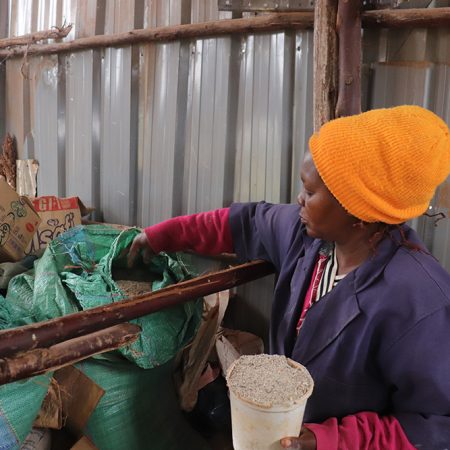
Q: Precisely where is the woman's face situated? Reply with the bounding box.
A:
[297,153,357,243]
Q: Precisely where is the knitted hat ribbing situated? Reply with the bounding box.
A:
[309,105,450,224]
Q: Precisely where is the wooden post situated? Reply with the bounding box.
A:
[335,0,362,118]
[0,260,274,358]
[313,0,338,131]
[0,324,140,385]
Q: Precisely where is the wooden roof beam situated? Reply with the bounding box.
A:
[0,8,449,59]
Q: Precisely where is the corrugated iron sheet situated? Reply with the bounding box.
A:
[29,55,61,195]
[234,32,296,204]
[137,0,191,225]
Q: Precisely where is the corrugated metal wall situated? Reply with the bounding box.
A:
[363,21,450,270]
[1,0,449,344]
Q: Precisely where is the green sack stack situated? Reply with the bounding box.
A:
[0,225,208,449]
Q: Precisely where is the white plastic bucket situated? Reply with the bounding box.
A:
[227,356,314,450]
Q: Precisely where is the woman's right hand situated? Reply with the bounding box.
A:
[127,232,155,267]
[280,427,316,450]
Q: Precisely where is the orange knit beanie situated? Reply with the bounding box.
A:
[309,105,450,224]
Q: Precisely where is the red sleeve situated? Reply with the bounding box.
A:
[143,208,233,255]
[304,413,416,450]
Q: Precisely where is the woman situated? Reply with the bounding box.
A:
[129,106,450,449]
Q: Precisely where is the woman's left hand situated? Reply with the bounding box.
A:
[280,427,316,450]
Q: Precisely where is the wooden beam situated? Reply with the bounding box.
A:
[0,324,141,385]
[313,0,338,131]
[0,13,314,59]
[363,7,450,28]
[0,8,448,59]
[335,0,362,118]
[0,260,274,358]
[0,25,72,49]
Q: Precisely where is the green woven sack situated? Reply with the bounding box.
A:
[76,355,209,450]
[0,374,51,450]
[1,225,202,369]
[0,225,204,447]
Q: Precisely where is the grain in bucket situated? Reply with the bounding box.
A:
[226,354,314,450]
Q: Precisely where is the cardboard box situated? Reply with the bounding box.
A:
[27,196,91,254]
[41,367,103,450]
[54,366,104,450]
[54,365,105,435]
[0,178,41,262]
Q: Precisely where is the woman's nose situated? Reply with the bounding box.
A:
[297,191,305,206]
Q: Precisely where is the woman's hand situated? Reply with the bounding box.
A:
[127,232,155,267]
[280,427,316,450]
